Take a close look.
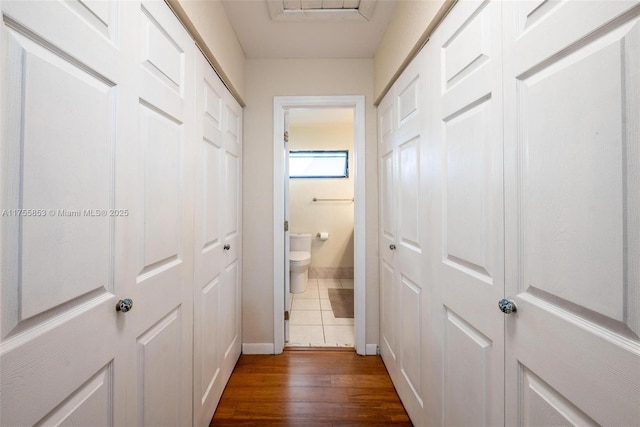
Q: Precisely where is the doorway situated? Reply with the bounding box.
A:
[273,96,366,355]
[287,108,355,348]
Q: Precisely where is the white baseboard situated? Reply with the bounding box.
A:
[242,343,275,354]
[243,342,375,355]
[366,344,379,355]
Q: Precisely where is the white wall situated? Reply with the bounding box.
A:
[171,0,246,102]
[243,58,378,345]
[171,0,451,105]
[373,0,452,102]
[289,119,354,269]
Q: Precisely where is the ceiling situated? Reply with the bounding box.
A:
[221,0,398,58]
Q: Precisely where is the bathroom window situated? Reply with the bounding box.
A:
[289,150,349,179]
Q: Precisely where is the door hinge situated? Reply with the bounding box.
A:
[284,310,290,320]
[284,131,289,143]
[284,220,289,232]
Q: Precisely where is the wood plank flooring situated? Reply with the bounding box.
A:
[210,348,412,426]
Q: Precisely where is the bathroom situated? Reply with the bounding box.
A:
[287,107,355,347]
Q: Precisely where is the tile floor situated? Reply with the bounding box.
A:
[286,278,354,347]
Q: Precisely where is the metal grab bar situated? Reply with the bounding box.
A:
[312,197,354,202]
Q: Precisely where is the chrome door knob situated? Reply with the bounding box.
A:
[223,244,231,250]
[389,244,396,250]
[116,298,133,313]
[498,299,517,314]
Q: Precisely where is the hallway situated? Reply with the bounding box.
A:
[210,349,412,426]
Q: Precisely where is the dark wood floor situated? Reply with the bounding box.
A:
[210,348,413,426]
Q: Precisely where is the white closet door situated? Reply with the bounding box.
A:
[193,50,225,426]
[503,1,640,425]
[426,1,505,426]
[378,72,399,383]
[193,49,242,427]
[220,77,242,380]
[0,1,134,425]
[129,2,195,425]
[378,48,428,425]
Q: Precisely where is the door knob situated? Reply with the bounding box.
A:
[223,244,230,250]
[116,298,133,313]
[498,299,517,314]
[389,244,396,250]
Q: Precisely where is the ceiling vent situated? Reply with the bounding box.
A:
[267,0,377,22]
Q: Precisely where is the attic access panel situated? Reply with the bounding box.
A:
[268,0,377,21]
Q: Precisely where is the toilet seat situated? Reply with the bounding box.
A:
[290,251,310,263]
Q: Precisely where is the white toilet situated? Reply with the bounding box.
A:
[289,233,312,293]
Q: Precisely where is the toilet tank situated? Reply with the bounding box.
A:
[290,233,312,252]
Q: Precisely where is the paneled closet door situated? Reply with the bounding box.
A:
[378,76,398,384]
[193,49,242,427]
[193,50,226,427]
[503,1,640,425]
[126,2,196,425]
[0,1,136,425]
[378,48,429,425]
[425,1,505,426]
[220,80,243,382]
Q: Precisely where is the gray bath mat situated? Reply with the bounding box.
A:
[327,288,354,318]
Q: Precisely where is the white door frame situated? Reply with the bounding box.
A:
[273,95,366,355]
